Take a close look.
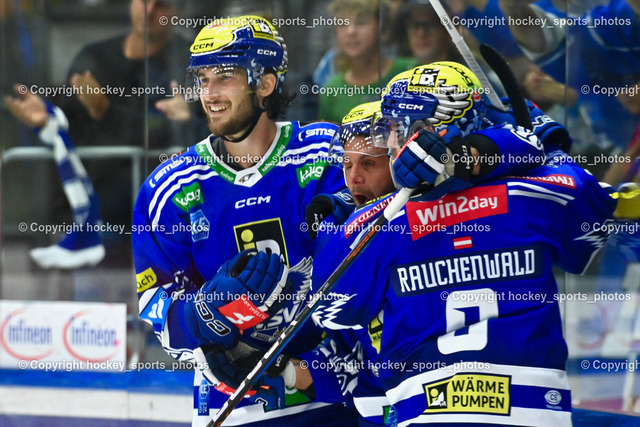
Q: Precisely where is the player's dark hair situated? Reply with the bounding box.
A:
[263,71,296,120]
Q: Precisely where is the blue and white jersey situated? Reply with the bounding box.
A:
[311,154,616,426]
[133,121,356,426]
[299,321,393,425]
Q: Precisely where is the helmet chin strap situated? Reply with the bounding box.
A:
[224,92,266,143]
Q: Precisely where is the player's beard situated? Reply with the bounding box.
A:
[205,93,257,140]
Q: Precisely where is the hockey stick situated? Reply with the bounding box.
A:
[428,0,507,111]
[209,186,415,426]
[479,44,532,131]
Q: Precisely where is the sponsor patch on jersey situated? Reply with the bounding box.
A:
[258,130,289,176]
[136,267,157,293]
[234,218,289,267]
[368,311,384,354]
[510,174,576,189]
[235,196,271,209]
[297,161,327,188]
[407,185,508,240]
[172,182,203,212]
[382,406,397,426]
[345,195,394,237]
[218,295,268,329]
[423,374,511,415]
[297,125,335,142]
[189,209,210,242]
[544,389,562,406]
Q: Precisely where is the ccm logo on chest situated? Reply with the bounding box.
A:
[235,196,271,209]
[407,185,508,240]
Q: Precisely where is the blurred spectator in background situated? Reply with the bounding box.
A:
[6,87,106,269]
[458,0,530,81]
[604,123,640,185]
[498,0,640,366]
[4,0,208,269]
[519,63,611,173]
[312,46,338,89]
[62,0,205,149]
[522,63,578,113]
[499,0,640,156]
[393,0,463,65]
[317,0,416,123]
[390,0,529,103]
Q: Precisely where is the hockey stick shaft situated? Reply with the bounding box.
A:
[209,187,414,426]
[428,0,507,111]
[479,44,532,130]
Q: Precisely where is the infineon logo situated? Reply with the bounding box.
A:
[1,308,54,361]
[63,311,121,363]
[0,301,126,370]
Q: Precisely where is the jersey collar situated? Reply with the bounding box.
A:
[195,123,292,187]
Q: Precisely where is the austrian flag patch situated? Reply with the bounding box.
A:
[453,236,473,250]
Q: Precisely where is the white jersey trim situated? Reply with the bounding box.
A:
[353,394,390,418]
[148,164,213,219]
[507,181,574,199]
[508,189,571,205]
[190,370,334,426]
[398,406,572,427]
[151,169,218,227]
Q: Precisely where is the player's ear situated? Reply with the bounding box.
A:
[257,73,277,99]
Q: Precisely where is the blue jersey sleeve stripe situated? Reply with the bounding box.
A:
[151,170,218,227]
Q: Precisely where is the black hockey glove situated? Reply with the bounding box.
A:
[193,342,295,409]
[304,189,355,240]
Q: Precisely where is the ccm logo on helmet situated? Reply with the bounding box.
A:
[193,42,216,51]
[398,103,423,110]
[257,49,277,56]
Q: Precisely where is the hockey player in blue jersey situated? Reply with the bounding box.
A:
[132,16,360,426]
[292,62,557,424]
[306,62,617,425]
[190,54,560,423]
